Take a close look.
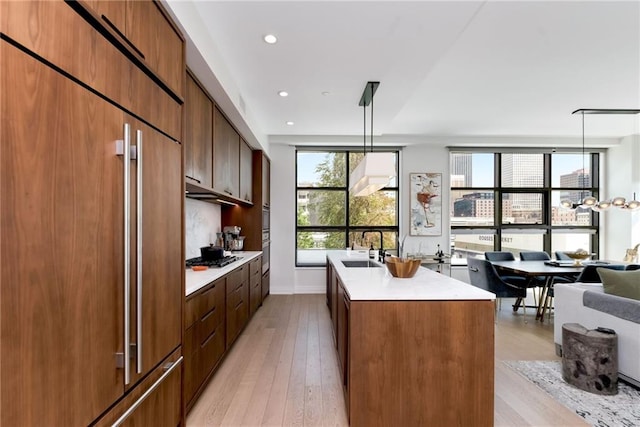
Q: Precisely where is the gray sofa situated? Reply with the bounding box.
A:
[554,282,640,387]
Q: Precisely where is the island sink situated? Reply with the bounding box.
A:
[341,260,382,268]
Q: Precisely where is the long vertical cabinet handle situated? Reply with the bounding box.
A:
[123,123,132,385]
[135,129,143,375]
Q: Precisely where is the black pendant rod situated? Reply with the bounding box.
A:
[363,99,367,155]
[370,82,374,153]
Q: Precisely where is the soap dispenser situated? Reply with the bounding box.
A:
[369,243,376,259]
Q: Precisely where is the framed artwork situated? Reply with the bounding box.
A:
[410,173,442,236]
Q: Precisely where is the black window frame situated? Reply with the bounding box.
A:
[295,148,400,267]
[450,151,601,257]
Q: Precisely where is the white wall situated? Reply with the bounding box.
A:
[184,198,221,259]
[603,134,640,260]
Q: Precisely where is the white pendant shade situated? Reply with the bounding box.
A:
[349,152,395,197]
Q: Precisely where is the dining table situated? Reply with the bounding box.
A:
[489,260,586,322]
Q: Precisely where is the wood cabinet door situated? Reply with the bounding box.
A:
[185,74,213,187]
[127,117,183,386]
[213,107,240,197]
[83,0,127,37]
[126,0,184,98]
[240,138,253,202]
[92,349,183,427]
[1,41,124,426]
[262,154,270,207]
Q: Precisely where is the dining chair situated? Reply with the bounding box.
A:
[485,251,516,261]
[575,264,627,282]
[626,264,640,271]
[468,257,528,323]
[555,251,573,261]
[520,251,551,261]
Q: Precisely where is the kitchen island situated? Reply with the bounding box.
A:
[326,251,495,427]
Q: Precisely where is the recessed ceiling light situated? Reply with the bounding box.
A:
[263,34,277,44]
[322,91,330,96]
[286,121,294,126]
[278,91,288,97]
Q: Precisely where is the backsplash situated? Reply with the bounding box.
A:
[185,198,221,259]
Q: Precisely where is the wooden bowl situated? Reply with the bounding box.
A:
[385,257,422,278]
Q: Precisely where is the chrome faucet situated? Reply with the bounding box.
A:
[362,230,385,262]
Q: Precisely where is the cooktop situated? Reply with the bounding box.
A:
[185,256,241,268]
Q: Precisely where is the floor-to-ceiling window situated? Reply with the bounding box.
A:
[296,149,399,266]
[450,150,600,258]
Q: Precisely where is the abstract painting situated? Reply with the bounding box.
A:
[410,173,442,236]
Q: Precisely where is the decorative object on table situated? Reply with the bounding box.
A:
[410,172,442,236]
[623,243,639,263]
[505,360,640,426]
[561,323,618,395]
[560,109,640,211]
[562,248,593,266]
[385,256,421,278]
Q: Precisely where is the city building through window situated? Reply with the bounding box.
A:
[450,151,600,258]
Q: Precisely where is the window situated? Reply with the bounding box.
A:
[296,149,399,266]
[450,151,600,259]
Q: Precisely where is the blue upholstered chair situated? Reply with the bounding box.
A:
[555,251,573,261]
[468,257,528,322]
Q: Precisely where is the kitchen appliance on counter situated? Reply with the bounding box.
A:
[186,255,241,269]
[223,226,245,251]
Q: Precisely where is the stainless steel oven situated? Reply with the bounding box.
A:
[262,208,269,230]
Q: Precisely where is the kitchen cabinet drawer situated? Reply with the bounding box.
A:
[199,323,225,378]
[1,1,182,140]
[226,297,247,348]
[196,303,223,345]
[249,271,262,316]
[184,326,199,405]
[186,295,199,329]
[250,257,261,276]
[81,0,184,100]
[92,349,182,427]
[226,264,248,294]
[262,271,270,300]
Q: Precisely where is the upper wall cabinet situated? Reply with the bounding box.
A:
[240,139,253,203]
[213,107,240,199]
[185,73,213,188]
[82,0,184,100]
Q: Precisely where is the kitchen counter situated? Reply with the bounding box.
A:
[326,250,494,301]
[185,251,262,296]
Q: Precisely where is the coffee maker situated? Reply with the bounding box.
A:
[223,226,244,251]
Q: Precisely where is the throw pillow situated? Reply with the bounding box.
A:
[597,268,640,300]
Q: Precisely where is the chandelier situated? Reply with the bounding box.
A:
[560,109,640,211]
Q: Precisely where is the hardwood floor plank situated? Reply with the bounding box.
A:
[187,294,594,427]
[240,297,294,426]
[260,295,302,426]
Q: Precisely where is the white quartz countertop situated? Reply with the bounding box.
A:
[327,250,495,301]
[185,251,262,297]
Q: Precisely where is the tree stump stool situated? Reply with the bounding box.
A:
[561,323,618,395]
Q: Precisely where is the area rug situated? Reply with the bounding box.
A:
[505,360,640,427]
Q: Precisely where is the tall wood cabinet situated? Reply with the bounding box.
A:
[0,1,184,425]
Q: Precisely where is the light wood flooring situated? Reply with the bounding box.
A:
[187,294,589,426]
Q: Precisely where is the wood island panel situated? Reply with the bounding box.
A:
[348,300,495,427]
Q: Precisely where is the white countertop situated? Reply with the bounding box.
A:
[327,250,494,301]
[185,251,262,296]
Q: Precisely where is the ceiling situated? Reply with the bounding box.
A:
[172,1,640,144]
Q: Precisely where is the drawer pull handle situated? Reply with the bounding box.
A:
[110,356,183,427]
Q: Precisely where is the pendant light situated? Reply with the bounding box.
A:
[560,108,640,211]
[349,81,395,197]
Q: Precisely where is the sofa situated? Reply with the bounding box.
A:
[554,282,640,387]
